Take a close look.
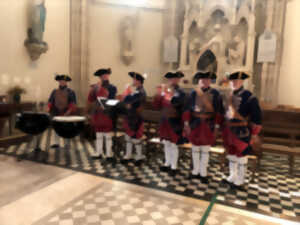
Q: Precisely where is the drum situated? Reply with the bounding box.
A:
[16,111,50,135]
[52,116,86,139]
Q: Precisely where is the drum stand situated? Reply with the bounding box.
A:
[17,134,48,161]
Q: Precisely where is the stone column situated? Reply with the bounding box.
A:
[69,0,89,106]
[179,2,190,70]
[246,12,256,91]
[270,0,288,105]
[260,0,274,103]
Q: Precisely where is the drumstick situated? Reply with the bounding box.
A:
[97,97,106,110]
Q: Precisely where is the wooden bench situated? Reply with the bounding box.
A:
[260,109,300,174]
[261,143,300,174]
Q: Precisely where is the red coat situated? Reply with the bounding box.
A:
[88,84,116,132]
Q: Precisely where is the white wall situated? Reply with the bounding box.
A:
[88,3,167,97]
[278,0,300,107]
[0,0,70,103]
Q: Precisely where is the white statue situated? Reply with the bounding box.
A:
[120,16,136,65]
[24,0,48,61]
[228,34,246,66]
[193,24,226,71]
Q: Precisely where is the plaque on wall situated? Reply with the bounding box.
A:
[163,36,179,63]
[257,31,277,63]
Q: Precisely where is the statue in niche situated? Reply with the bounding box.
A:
[193,23,227,75]
[227,33,246,66]
[120,16,136,65]
[24,0,48,61]
[226,21,248,67]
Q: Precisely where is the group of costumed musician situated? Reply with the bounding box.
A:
[47,74,77,148]
[183,71,223,184]
[87,68,117,161]
[153,71,186,176]
[46,68,262,190]
[120,72,147,165]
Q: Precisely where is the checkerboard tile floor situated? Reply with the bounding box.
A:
[32,182,281,225]
[33,183,206,225]
[1,129,300,221]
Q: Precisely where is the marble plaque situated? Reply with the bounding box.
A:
[257,31,277,63]
[163,35,179,63]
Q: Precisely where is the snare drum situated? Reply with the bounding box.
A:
[16,111,50,135]
[52,116,86,139]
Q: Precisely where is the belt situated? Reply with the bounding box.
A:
[226,121,248,127]
[192,112,213,119]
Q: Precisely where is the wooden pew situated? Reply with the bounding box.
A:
[261,108,300,174]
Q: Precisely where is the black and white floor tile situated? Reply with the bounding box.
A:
[1,129,299,221]
[32,182,282,225]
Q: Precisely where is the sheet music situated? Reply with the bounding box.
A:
[106,99,119,106]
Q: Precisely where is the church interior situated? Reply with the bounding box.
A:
[0,0,300,225]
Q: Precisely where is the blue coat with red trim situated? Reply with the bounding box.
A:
[123,86,147,139]
[48,86,77,116]
[222,86,262,156]
[183,87,223,146]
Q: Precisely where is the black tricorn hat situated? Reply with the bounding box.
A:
[228,71,250,80]
[164,71,185,79]
[193,71,217,80]
[55,74,72,82]
[129,72,146,83]
[94,68,112,77]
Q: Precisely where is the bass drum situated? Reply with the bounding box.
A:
[52,116,86,139]
[16,111,50,135]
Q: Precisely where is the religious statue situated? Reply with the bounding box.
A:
[227,33,246,66]
[24,0,48,61]
[193,24,226,73]
[120,16,136,65]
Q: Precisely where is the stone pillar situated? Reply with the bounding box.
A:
[259,0,287,105]
[69,0,89,106]
[179,2,190,70]
[246,12,256,91]
[260,0,274,103]
[270,0,287,105]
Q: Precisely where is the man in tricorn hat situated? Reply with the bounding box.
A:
[153,71,186,176]
[87,68,117,161]
[183,71,223,184]
[120,72,147,165]
[48,74,77,148]
[222,71,262,189]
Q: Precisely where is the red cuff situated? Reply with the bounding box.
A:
[251,124,262,135]
[68,103,76,113]
[48,103,53,110]
[182,111,191,122]
[214,113,224,126]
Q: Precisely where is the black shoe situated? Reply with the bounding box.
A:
[106,157,116,163]
[160,166,170,172]
[120,159,131,164]
[169,169,178,177]
[134,160,143,167]
[189,174,199,180]
[91,155,103,160]
[222,179,233,185]
[51,144,59,149]
[232,184,246,192]
[200,176,209,184]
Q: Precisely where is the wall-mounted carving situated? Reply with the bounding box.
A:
[24,0,48,61]
[177,0,256,90]
[119,15,137,66]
